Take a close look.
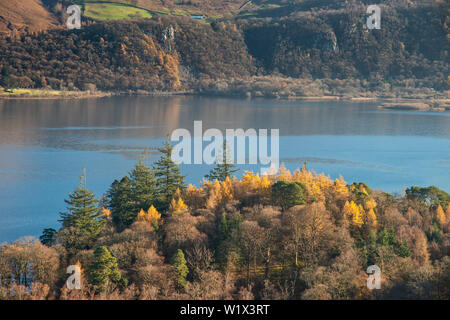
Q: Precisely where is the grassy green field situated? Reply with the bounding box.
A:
[0,88,104,98]
[83,2,152,21]
[1,88,63,96]
[73,0,219,22]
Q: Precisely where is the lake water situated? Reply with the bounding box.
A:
[1,96,450,242]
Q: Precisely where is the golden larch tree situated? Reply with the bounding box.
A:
[332,176,349,200]
[435,204,446,227]
[169,197,188,215]
[184,184,205,210]
[137,205,162,226]
[343,200,364,227]
[277,165,292,181]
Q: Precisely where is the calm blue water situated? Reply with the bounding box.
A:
[1,96,449,242]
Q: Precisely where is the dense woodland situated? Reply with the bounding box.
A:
[0,140,449,300]
[0,18,253,92]
[0,0,449,300]
[0,1,448,96]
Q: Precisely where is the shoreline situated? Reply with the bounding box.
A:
[1,88,449,111]
[377,99,450,112]
[0,89,114,100]
[0,89,194,100]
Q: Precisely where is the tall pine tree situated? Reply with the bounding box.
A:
[107,156,157,230]
[107,176,135,230]
[205,141,238,182]
[129,157,156,211]
[154,138,185,212]
[59,170,104,247]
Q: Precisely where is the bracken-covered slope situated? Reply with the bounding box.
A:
[0,0,59,33]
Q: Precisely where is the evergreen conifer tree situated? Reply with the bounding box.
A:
[107,176,135,230]
[154,138,185,212]
[205,141,238,182]
[59,170,104,247]
[39,228,57,247]
[129,157,156,211]
[171,249,189,286]
[88,246,127,293]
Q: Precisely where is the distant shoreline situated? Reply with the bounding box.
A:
[1,88,449,112]
[0,88,113,100]
[0,89,189,100]
[377,99,450,112]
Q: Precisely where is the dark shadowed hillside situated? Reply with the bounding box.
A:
[240,3,449,89]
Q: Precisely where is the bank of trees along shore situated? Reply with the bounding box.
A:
[1,140,450,300]
[0,2,448,96]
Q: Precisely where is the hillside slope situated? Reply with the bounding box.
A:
[240,4,449,84]
[0,17,254,91]
[0,2,448,97]
[0,0,59,33]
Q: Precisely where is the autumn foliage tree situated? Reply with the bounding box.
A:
[20,141,450,300]
[137,205,162,230]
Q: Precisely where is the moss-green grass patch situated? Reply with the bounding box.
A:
[84,2,152,21]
